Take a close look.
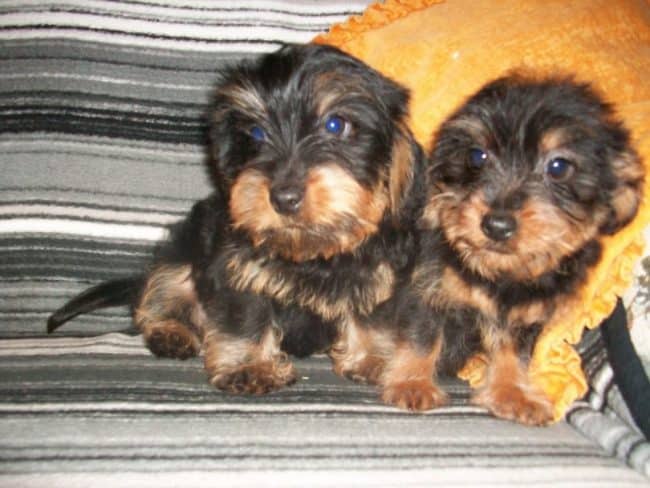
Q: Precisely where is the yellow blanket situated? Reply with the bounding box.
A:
[316,0,650,420]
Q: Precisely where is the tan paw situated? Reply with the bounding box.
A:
[382,379,448,411]
[144,321,200,360]
[472,384,554,426]
[209,360,296,395]
[335,355,386,385]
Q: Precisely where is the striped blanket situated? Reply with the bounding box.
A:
[0,1,647,485]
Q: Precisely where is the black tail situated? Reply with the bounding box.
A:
[47,276,143,333]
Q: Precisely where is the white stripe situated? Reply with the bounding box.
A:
[1,0,366,21]
[0,401,485,415]
[0,218,167,241]
[0,31,293,53]
[0,334,146,356]
[1,467,645,488]
[0,204,179,225]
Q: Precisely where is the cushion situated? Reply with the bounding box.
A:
[315,0,650,421]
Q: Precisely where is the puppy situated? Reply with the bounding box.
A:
[369,75,644,424]
[48,44,425,395]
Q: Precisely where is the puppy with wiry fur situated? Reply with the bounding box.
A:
[363,74,644,425]
[48,44,425,395]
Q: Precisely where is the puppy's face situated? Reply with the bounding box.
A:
[209,44,416,262]
[424,76,643,282]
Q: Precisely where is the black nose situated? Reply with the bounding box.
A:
[481,212,517,242]
[270,183,304,215]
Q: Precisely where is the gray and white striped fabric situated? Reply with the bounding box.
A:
[568,328,650,477]
[1,1,648,485]
[1,335,648,487]
[0,0,370,338]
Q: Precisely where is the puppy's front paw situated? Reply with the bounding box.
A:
[335,355,386,385]
[472,384,554,426]
[210,360,296,395]
[382,379,448,412]
[145,322,200,360]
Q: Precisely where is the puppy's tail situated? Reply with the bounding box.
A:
[47,276,143,333]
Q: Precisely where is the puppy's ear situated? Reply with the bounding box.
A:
[601,148,644,234]
[388,123,425,225]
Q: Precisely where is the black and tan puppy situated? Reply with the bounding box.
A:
[48,44,425,394]
[368,75,644,424]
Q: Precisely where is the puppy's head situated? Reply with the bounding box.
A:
[209,44,418,262]
[424,75,644,282]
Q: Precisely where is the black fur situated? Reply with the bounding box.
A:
[383,74,643,374]
[47,277,142,333]
[47,44,426,380]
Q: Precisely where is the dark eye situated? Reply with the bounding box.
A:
[469,148,488,169]
[546,157,575,182]
[249,125,266,142]
[324,115,350,136]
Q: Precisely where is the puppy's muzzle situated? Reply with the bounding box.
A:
[270,182,304,215]
[481,211,518,242]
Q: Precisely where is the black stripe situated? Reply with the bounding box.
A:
[1,114,205,145]
[0,451,612,463]
[600,299,650,437]
[0,43,252,70]
[0,92,205,112]
[0,267,146,281]
[0,54,227,73]
[0,236,153,252]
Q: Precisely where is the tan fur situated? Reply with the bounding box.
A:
[330,315,396,384]
[313,72,375,116]
[609,150,644,230]
[218,82,267,119]
[429,265,497,318]
[436,191,602,282]
[380,339,448,411]
[229,164,389,262]
[226,252,395,321]
[135,264,205,357]
[539,128,569,154]
[471,333,553,425]
[388,124,415,219]
[229,169,283,245]
[445,116,490,146]
[203,326,296,395]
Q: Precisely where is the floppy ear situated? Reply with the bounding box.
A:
[600,148,644,234]
[388,123,425,226]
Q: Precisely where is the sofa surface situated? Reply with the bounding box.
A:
[0,1,648,485]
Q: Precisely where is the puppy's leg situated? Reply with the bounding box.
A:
[380,337,448,411]
[199,289,296,394]
[329,315,392,385]
[204,326,296,395]
[471,331,553,425]
[134,264,203,359]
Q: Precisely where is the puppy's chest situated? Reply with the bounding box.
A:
[225,251,395,321]
[417,263,560,329]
